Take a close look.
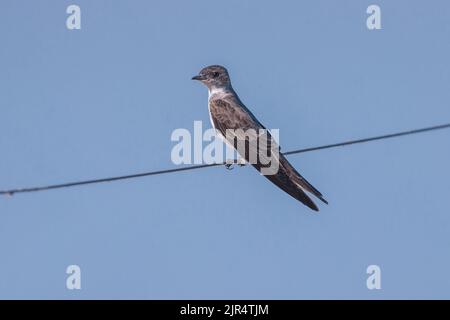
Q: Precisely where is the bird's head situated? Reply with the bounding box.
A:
[192,65,231,90]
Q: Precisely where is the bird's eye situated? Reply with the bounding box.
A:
[212,72,220,78]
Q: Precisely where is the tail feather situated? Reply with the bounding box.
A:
[279,154,328,205]
[264,172,319,211]
[253,154,327,211]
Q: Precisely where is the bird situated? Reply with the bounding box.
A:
[192,65,328,211]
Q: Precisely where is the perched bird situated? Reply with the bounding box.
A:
[192,65,327,211]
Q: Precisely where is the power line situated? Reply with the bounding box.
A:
[282,123,450,155]
[1,123,449,196]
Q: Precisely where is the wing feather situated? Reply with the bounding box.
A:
[209,97,327,210]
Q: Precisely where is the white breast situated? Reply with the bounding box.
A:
[207,87,232,147]
[207,86,226,129]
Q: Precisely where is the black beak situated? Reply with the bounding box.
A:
[191,75,205,81]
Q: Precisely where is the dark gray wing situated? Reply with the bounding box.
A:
[209,98,327,211]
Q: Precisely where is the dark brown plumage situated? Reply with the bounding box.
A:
[193,65,328,211]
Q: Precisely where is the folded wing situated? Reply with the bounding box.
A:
[209,97,327,211]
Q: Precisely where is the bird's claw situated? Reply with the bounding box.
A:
[225,163,234,170]
[236,158,247,167]
[225,158,247,170]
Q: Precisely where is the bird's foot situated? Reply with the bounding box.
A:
[225,163,234,170]
[224,159,235,170]
[236,158,247,167]
[224,158,247,170]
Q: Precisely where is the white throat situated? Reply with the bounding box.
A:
[208,86,227,100]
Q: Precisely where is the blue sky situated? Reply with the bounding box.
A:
[1,0,450,299]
